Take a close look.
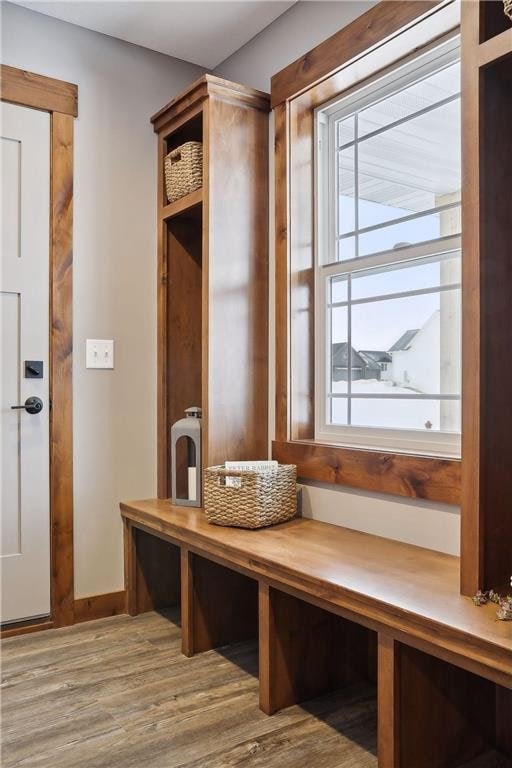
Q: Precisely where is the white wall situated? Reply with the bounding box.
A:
[216,0,461,556]
[392,311,441,394]
[1,1,205,597]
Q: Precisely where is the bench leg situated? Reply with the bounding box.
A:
[377,634,400,768]
[259,583,375,715]
[180,548,258,657]
[123,519,137,616]
[378,633,496,768]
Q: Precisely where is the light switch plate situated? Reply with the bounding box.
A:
[86,339,114,369]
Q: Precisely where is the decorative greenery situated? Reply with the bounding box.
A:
[473,590,512,621]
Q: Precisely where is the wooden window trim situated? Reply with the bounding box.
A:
[1,65,77,633]
[271,1,462,505]
[273,441,460,506]
[271,0,447,108]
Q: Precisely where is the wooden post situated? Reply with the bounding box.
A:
[123,519,137,616]
[180,548,194,657]
[377,633,400,768]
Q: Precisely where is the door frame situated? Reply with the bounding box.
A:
[1,65,77,636]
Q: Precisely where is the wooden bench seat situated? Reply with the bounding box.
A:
[121,499,511,768]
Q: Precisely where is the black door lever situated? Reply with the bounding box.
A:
[11,396,43,414]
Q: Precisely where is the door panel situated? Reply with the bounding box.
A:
[1,102,51,624]
[1,291,21,557]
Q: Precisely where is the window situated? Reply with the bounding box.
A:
[315,38,461,457]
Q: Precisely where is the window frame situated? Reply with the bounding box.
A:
[315,241,462,456]
[271,0,462,505]
[314,37,461,458]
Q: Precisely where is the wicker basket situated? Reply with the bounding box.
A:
[203,464,297,529]
[504,0,512,20]
[164,141,203,203]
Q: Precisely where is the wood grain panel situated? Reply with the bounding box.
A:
[461,2,512,595]
[259,583,376,714]
[398,644,495,768]
[479,56,512,592]
[377,634,400,768]
[74,591,126,624]
[378,635,508,768]
[167,214,203,499]
[460,0,484,599]
[205,94,269,467]
[181,550,258,656]
[161,188,202,221]
[478,30,512,67]
[120,501,512,688]
[273,440,461,504]
[270,1,443,107]
[151,74,269,133]
[0,65,78,116]
[133,528,181,614]
[479,0,512,43]
[157,132,170,498]
[180,547,194,656]
[50,111,75,628]
[123,519,137,616]
[274,102,290,443]
[288,99,315,440]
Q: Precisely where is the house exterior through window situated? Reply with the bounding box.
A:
[315,36,461,457]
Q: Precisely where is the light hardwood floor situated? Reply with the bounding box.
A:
[1,610,377,768]
[1,611,510,768]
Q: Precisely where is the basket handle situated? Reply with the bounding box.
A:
[217,474,243,489]
[169,148,181,163]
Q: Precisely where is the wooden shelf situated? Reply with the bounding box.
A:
[152,75,270,501]
[479,28,512,67]
[160,188,202,221]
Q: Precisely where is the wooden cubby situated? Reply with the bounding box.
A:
[150,75,270,500]
[479,0,512,43]
[461,1,512,596]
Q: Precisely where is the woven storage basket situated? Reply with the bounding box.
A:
[505,0,512,20]
[203,464,297,529]
[164,141,203,203]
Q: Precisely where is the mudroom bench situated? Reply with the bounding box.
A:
[120,499,512,768]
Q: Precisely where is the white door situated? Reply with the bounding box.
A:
[1,102,51,624]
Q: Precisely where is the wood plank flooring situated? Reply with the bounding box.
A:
[1,611,510,768]
[1,610,377,768]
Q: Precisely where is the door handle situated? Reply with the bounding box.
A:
[11,396,43,414]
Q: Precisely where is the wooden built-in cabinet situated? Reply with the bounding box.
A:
[150,75,270,500]
[120,8,512,768]
[461,0,512,596]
